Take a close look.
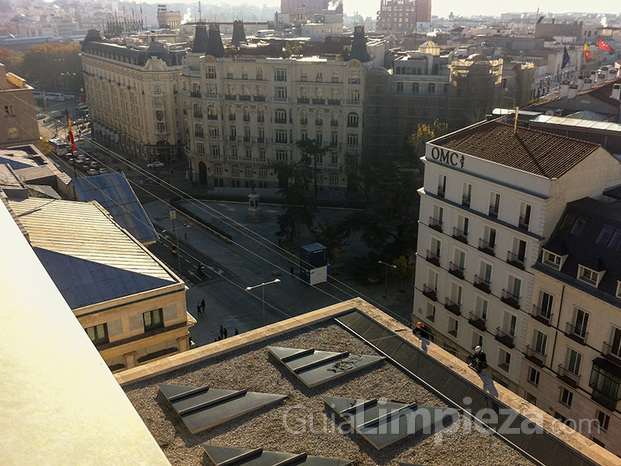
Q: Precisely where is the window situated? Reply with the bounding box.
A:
[194,123,204,137]
[519,202,532,229]
[209,127,219,138]
[472,331,483,349]
[475,296,488,320]
[608,327,621,358]
[572,308,589,339]
[525,392,537,405]
[155,110,164,121]
[450,282,463,306]
[570,218,586,236]
[543,250,562,269]
[347,134,359,147]
[275,68,287,81]
[196,142,205,154]
[214,165,223,175]
[156,123,166,133]
[489,192,500,217]
[560,387,573,407]
[430,237,441,258]
[230,146,238,159]
[438,173,446,197]
[86,323,108,345]
[256,68,263,80]
[448,317,459,337]
[275,86,287,100]
[590,362,621,407]
[210,145,220,158]
[349,89,360,101]
[331,132,338,146]
[566,348,582,375]
[347,112,359,127]
[462,182,472,207]
[426,302,436,322]
[578,265,600,286]
[536,291,554,321]
[275,108,287,123]
[499,349,511,372]
[428,83,436,94]
[480,226,496,254]
[453,249,466,270]
[533,329,548,356]
[245,166,253,177]
[397,82,404,92]
[275,129,287,143]
[316,132,323,144]
[596,410,610,432]
[412,82,420,93]
[329,173,338,185]
[259,149,266,161]
[143,309,163,331]
[276,150,288,161]
[206,66,216,79]
[528,366,540,386]
[479,261,492,285]
[245,148,252,159]
[505,312,517,337]
[259,168,267,178]
[316,70,323,82]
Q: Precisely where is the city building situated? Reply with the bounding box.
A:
[182,23,367,195]
[81,30,186,163]
[413,119,621,391]
[0,64,40,148]
[7,197,195,371]
[376,0,431,33]
[522,195,621,455]
[156,4,181,30]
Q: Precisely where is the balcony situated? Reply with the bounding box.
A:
[506,251,525,270]
[239,95,251,101]
[425,250,440,267]
[297,97,310,104]
[428,216,443,233]
[254,96,266,102]
[468,312,486,331]
[243,136,251,142]
[229,114,236,121]
[193,113,203,119]
[489,204,499,218]
[312,98,325,104]
[478,238,495,256]
[243,116,251,122]
[422,284,437,301]
[300,118,308,125]
[495,328,514,348]
[275,118,287,124]
[462,194,471,207]
[448,262,465,279]
[229,136,237,142]
[501,289,520,309]
[257,116,265,122]
[444,298,461,316]
[525,345,546,367]
[328,99,341,105]
[330,120,339,126]
[518,215,530,230]
[257,137,266,143]
[473,275,491,293]
[194,132,204,138]
[531,305,552,326]
[590,386,620,411]
[207,115,218,121]
[190,91,202,98]
[603,342,621,365]
[347,122,359,128]
[557,364,580,388]
[315,119,323,126]
[452,227,468,244]
[565,322,588,345]
[225,94,237,100]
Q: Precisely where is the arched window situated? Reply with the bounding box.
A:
[347,112,359,128]
[315,110,323,126]
[300,109,308,125]
[275,108,287,124]
[207,105,218,120]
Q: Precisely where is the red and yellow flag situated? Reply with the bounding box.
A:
[67,111,76,152]
[584,42,591,61]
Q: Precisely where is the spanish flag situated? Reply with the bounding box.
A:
[584,42,591,61]
[67,111,76,152]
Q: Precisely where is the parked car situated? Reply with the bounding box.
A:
[86,168,98,176]
[98,167,107,174]
[147,161,165,168]
[89,161,98,168]
[36,113,46,120]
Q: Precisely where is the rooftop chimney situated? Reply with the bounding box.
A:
[612,84,621,101]
[206,23,225,58]
[583,78,593,90]
[191,23,209,53]
[608,68,617,82]
[568,83,578,99]
[577,75,585,91]
[597,73,606,85]
[232,20,247,48]
[560,80,570,98]
[350,25,371,62]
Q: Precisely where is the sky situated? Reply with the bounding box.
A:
[144,1,621,22]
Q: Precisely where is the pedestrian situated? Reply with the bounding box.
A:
[290,266,294,276]
[470,346,488,372]
[278,238,282,247]
[196,302,201,316]
[201,298,206,314]
[219,325,224,338]
[223,327,228,338]
[235,328,239,335]
[413,322,429,339]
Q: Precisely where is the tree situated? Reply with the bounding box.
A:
[392,255,414,291]
[296,138,328,204]
[19,42,83,92]
[311,218,349,261]
[270,153,315,243]
[0,47,24,75]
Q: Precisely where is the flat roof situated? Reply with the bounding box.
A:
[8,198,179,309]
[432,120,600,178]
[0,200,169,465]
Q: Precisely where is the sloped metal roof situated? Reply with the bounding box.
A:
[73,172,157,244]
[8,198,177,309]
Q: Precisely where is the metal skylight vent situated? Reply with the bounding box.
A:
[268,346,385,388]
[158,384,287,434]
[323,396,459,450]
[202,445,352,466]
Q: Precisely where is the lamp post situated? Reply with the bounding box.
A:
[378,260,396,299]
[245,279,281,327]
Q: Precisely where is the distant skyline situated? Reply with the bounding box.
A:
[146,0,620,21]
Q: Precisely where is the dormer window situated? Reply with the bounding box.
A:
[542,249,563,270]
[578,265,603,287]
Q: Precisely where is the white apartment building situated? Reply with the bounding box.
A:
[521,195,621,455]
[81,31,185,163]
[181,48,366,193]
[413,119,621,390]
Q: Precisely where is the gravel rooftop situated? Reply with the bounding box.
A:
[125,321,534,465]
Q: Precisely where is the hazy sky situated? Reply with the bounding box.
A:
[146,1,620,22]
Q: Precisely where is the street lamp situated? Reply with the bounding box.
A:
[378,260,396,299]
[245,278,281,327]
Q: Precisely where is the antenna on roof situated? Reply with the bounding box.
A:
[198,1,202,22]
